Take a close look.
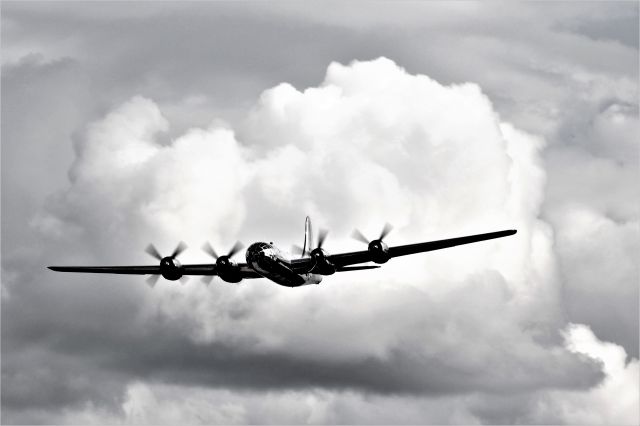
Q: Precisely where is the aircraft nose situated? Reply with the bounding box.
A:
[246,242,264,264]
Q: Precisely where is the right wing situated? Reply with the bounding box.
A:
[290,229,516,273]
[330,229,517,268]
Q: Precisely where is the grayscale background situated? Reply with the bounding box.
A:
[2,2,638,424]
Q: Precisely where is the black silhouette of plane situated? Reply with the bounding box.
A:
[49,217,516,287]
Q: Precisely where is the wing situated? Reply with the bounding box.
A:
[48,263,262,279]
[237,264,263,279]
[292,229,517,272]
[48,265,161,275]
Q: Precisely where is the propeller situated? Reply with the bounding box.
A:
[317,228,329,249]
[202,241,219,260]
[146,274,161,288]
[201,275,215,285]
[351,223,393,245]
[351,223,393,264]
[380,223,393,240]
[171,241,188,258]
[144,241,188,286]
[201,240,245,284]
[145,244,163,261]
[351,228,369,245]
[145,241,188,261]
[202,241,244,260]
[305,227,337,274]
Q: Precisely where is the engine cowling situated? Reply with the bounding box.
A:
[160,257,184,280]
[368,239,390,264]
[216,256,242,283]
[310,248,336,275]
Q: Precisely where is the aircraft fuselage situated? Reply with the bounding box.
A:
[246,242,322,287]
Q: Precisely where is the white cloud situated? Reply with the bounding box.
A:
[27,59,620,412]
[535,324,639,425]
[3,2,637,423]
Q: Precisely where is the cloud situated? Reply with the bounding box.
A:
[541,96,639,358]
[532,324,639,425]
[5,58,633,423]
[2,3,637,423]
[10,324,636,425]
[546,205,639,357]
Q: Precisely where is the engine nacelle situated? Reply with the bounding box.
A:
[160,257,184,281]
[216,256,242,283]
[310,248,336,275]
[368,239,390,264]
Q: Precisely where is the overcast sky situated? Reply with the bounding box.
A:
[1,2,638,424]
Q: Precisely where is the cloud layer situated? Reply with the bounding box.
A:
[2,3,638,424]
[4,57,637,424]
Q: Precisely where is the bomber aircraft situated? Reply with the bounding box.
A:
[49,217,517,287]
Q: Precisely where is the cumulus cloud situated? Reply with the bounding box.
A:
[3,5,639,424]
[16,325,638,425]
[4,57,635,424]
[531,324,639,425]
[541,94,639,358]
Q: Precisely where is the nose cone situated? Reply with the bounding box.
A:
[246,242,266,264]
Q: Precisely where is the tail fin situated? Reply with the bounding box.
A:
[302,216,313,258]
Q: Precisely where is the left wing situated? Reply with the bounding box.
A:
[48,265,161,275]
[48,263,262,279]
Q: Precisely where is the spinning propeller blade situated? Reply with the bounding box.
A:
[351,229,369,244]
[202,241,244,259]
[379,223,393,240]
[227,241,244,258]
[145,244,162,261]
[202,241,219,260]
[317,228,329,249]
[146,274,161,288]
[352,223,394,244]
[171,241,188,258]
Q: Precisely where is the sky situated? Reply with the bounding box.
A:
[1,2,638,424]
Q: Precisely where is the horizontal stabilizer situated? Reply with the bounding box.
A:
[337,265,380,272]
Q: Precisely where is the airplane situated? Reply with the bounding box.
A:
[48,217,517,288]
